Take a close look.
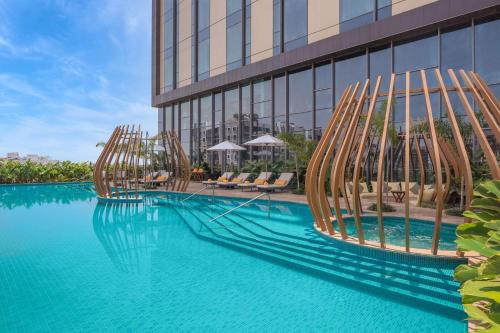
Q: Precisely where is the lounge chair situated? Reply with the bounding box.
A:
[217,173,251,188]
[237,172,272,191]
[346,181,370,198]
[257,173,294,192]
[150,171,172,185]
[137,171,160,185]
[202,172,234,186]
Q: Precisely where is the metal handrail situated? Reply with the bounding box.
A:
[208,192,267,223]
[182,185,209,202]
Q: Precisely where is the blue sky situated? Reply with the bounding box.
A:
[0,0,156,162]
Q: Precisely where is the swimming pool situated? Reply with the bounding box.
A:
[0,184,466,332]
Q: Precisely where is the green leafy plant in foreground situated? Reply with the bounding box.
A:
[454,180,500,332]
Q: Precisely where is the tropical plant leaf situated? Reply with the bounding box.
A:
[457,222,491,238]
[478,255,500,276]
[454,264,479,284]
[464,211,498,224]
[470,198,500,213]
[457,237,497,258]
[463,304,500,332]
[461,279,500,303]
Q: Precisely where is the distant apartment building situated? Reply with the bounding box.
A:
[152,0,500,167]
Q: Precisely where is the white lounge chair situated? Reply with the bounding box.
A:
[202,172,234,185]
[257,173,294,192]
[237,172,272,191]
[217,173,251,188]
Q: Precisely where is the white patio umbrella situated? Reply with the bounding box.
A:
[207,140,246,171]
[243,134,285,173]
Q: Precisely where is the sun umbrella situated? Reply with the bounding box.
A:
[207,140,246,171]
[243,134,285,173]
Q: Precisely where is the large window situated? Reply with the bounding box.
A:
[289,68,313,139]
[173,104,180,134]
[335,54,367,103]
[200,95,212,163]
[191,98,200,164]
[161,0,175,93]
[225,87,240,165]
[197,0,210,81]
[273,0,281,55]
[340,0,392,32]
[164,105,173,131]
[241,84,251,160]
[394,35,439,121]
[283,0,307,52]
[476,18,500,85]
[244,0,251,65]
[226,0,243,70]
[314,62,333,140]
[274,75,286,134]
[180,101,191,158]
[252,79,272,136]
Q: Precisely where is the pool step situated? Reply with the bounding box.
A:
[185,203,460,299]
[173,202,464,319]
[186,200,458,281]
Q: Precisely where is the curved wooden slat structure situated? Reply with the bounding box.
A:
[94,127,192,200]
[305,69,500,256]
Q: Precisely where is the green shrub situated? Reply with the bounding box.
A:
[367,202,396,212]
[454,180,500,332]
[0,160,93,184]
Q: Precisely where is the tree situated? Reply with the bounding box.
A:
[277,132,317,190]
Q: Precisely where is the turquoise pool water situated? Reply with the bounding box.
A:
[0,184,466,332]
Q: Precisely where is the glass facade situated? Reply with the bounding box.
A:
[283,0,308,52]
[340,0,392,32]
[197,0,210,81]
[226,0,243,71]
[160,0,175,93]
[159,11,500,168]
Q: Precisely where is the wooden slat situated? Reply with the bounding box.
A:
[420,69,443,255]
[448,69,500,180]
[435,69,473,209]
[460,70,500,143]
[307,86,352,232]
[376,73,396,249]
[333,79,369,239]
[325,84,361,235]
[404,71,411,252]
[348,77,383,244]
[468,72,500,124]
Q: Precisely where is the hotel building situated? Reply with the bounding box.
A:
[152,0,500,168]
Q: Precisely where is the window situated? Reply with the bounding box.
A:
[252,79,272,136]
[394,35,439,120]
[476,18,500,85]
[340,0,373,32]
[273,0,281,55]
[214,93,223,145]
[164,105,173,131]
[245,0,251,64]
[161,0,175,92]
[198,0,210,80]
[441,26,472,86]
[289,68,313,139]
[335,54,367,103]
[241,84,251,160]
[180,101,191,158]
[369,47,391,92]
[173,104,179,134]
[274,75,286,134]
[200,95,212,163]
[226,0,242,70]
[283,0,307,52]
[191,98,200,164]
[225,88,239,142]
[340,0,392,32]
[314,62,333,139]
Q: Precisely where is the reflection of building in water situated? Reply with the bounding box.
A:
[93,202,164,273]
